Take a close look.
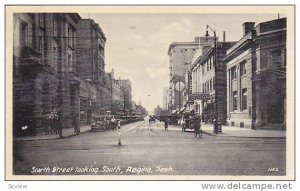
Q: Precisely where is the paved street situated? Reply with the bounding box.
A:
[13,118,286,176]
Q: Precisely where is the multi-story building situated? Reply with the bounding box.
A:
[191,37,235,124]
[167,38,199,110]
[163,87,169,110]
[224,18,286,129]
[120,79,132,115]
[98,70,123,116]
[76,19,106,122]
[13,13,81,136]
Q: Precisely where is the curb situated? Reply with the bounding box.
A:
[13,129,91,142]
[201,130,286,139]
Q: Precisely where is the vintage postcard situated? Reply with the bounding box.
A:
[5,5,295,181]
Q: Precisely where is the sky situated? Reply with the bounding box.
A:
[80,13,281,112]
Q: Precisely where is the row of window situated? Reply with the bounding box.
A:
[230,60,247,80]
[202,77,215,93]
[19,14,75,73]
[20,15,75,53]
[232,88,247,111]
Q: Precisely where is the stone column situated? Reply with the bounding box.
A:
[254,81,263,129]
[226,69,231,124]
[236,65,241,111]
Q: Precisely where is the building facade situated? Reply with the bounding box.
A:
[191,36,235,124]
[224,18,286,129]
[13,13,81,136]
[76,19,106,121]
[167,38,199,110]
[97,70,123,116]
[120,79,132,115]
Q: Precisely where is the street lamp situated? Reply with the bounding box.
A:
[206,25,221,134]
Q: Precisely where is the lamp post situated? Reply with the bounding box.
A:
[206,25,221,134]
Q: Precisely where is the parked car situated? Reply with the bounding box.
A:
[91,115,108,131]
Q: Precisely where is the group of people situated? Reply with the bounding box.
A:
[44,111,61,136]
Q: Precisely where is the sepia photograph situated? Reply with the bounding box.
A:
[5,5,295,181]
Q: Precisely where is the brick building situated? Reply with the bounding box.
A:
[224,18,286,129]
[97,70,123,116]
[13,13,81,136]
[167,38,199,110]
[76,19,106,122]
[191,33,235,124]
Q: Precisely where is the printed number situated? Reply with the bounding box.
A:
[268,168,279,172]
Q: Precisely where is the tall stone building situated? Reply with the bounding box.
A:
[167,38,199,110]
[76,18,106,122]
[13,13,81,136]
[224,18,286,129]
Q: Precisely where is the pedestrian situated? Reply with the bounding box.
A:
[44,113,50,135]
[164,117,169,131]
[53,112,59,135]
[111,117,117,130]
[48,111,55,135]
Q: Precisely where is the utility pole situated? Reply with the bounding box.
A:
[207,24,221,134]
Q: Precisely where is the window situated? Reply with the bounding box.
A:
[213,77,215,90]
[242,88,247,111]
[232,91,237,111]
[240,61,247,76]
[68,27,74,48]
[207,81,209,92]
[210,79,212,92]
[208,80,210,92]
[53,16,57,38]
[231,66,237,80]
[271,50,282,67]
[67,53,72,71]
[19,19,28,46]
[39,13,45,29]
[209,58,212,70]
[53,45,58,72]
[38,37,44,54]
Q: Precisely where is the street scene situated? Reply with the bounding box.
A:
[13,117,285,176]
[10,8,290,179]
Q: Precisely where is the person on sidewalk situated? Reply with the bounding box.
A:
[164,117,169,131]
[54,112,60,135]
[48,111,55,135]
[44,113,50,135]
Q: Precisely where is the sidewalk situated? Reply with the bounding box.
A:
[200,123,286,138]
[14,125,91,141]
